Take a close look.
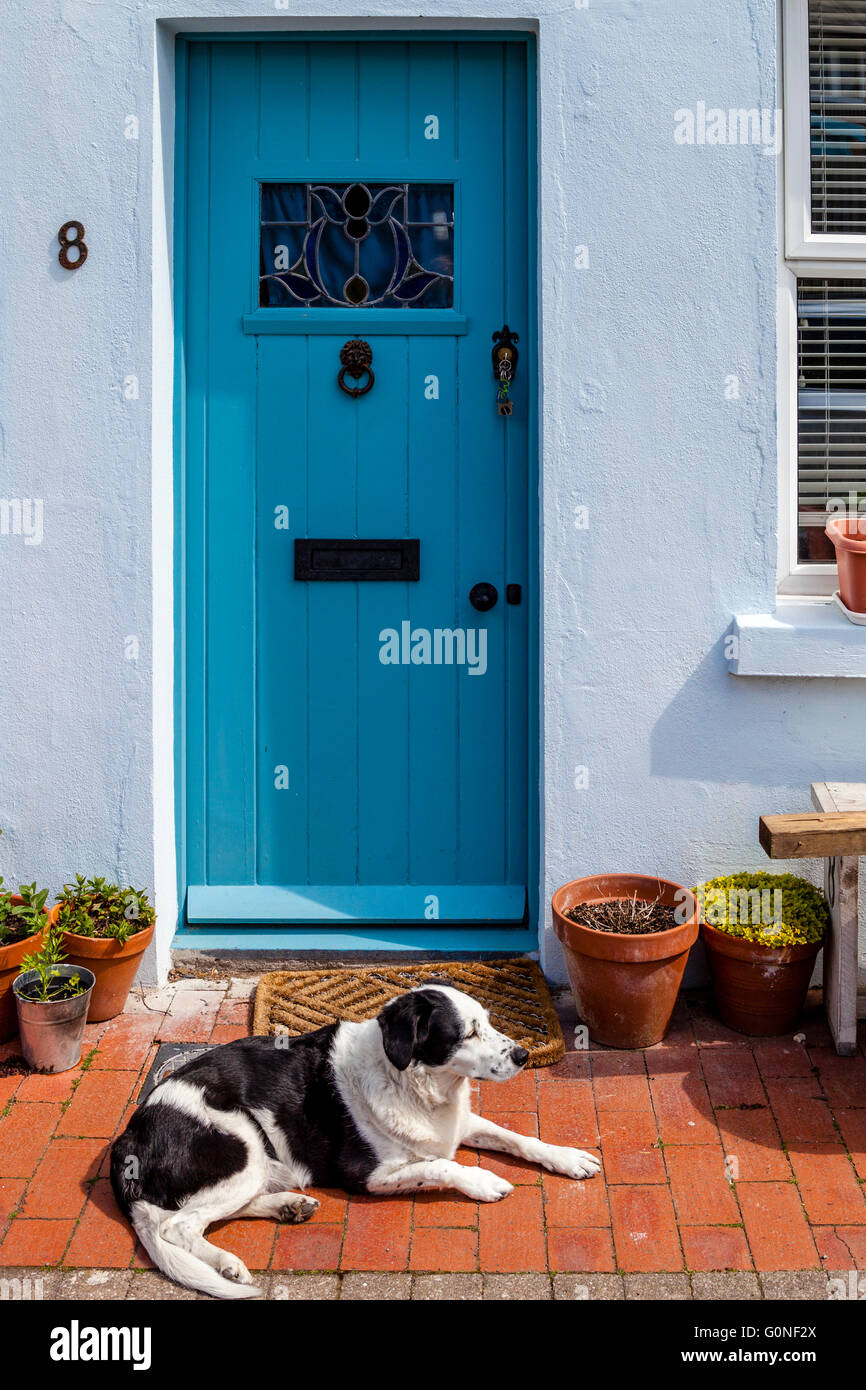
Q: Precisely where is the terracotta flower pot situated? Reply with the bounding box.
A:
[0,901,58,1044]
[826,515,866,615]
[552,874,699,1049]
[60,923,155,1022]
[701,921,822,1036]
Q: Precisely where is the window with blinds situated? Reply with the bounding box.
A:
[797,279,866,560]
[809,1,866,234]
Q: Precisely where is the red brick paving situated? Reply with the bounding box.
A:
[763,1077,837,1144]
[409,1225,478,1271]
[609,1184,683,1271]
[543,1163,609,1227]
[482,1111,539,1185]
[157,990,222,1043]
[813,1225,866,1268]
[0,987,865,1279]
[716,1106,792,1181]
[341,1197,412,1270]
[664,1144,741,1225]
[90,1015,162,1072]
[56,1071,138,1139]
[0,1177,26,1229]
[15,1067,83,1102]
[63,1180,137,1268]
[536,1078,598,1146]
[649,1072,718,1145]
[835,1109,866,1179]
[210,1218,277,1269]
[597,1108,667,1183]
[0,1217,75,1265]
[0,1103,63,1176]
[700,1050,766,1109]
[272,1223,343,1271]
[787,1143,866,1225]
[812,1051,866,1108]
[479,1185,546,1271]
[413,1190,477,1227]
[738,1182,819,1271]
[680,1225,753,1271]
[547,1225,616,1271]
[22,1138,104,1218]
[751,1038,812,1077]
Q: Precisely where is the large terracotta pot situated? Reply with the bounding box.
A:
[0,901,58,1044]
[826,515,866,615]
[701,921,822,1036]
[60,923,155,1022]
[552,874,699,1049]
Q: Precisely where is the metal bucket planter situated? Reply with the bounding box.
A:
[13,966,96,1073]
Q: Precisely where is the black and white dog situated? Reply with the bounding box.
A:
[111,985,600,1298]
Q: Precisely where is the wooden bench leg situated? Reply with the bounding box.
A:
[823,854,859,1057]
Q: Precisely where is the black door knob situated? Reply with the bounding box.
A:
[469,582,498,612]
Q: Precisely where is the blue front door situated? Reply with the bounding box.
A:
[178,35,535,940]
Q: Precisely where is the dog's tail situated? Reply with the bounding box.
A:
[130,1200,262,1301]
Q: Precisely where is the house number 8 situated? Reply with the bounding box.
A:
[58,221,88,270]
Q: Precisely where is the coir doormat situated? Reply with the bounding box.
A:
[252,959,564,1067]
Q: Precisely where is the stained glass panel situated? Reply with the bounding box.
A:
[259,182,454,308]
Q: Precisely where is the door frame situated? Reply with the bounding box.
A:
[171,29,539,952]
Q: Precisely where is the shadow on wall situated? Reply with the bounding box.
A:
[650,634,866,789]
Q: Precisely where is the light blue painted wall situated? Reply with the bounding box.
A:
[0,0,856,987]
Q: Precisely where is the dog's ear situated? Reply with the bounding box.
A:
[377,992,434,1071]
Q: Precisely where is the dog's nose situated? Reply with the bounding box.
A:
[511,1046,529,1068]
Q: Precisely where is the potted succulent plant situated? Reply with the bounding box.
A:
[13,923,95,1072]
[552,873,699,1048]
[0,880,57,1043]
[56,876,156,1022]
[696,871,829,1035]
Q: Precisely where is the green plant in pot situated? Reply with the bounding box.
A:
[0,879,55,1044]
[696,872,829,1036]
[13,922,95,1073]
[56,875,156,1022]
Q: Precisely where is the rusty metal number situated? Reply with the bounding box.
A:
[58,221,88,270]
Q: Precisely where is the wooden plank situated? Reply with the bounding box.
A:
[759,811,866,859]
[812,783,860,1057]
[242,311,469,336]
[204,43,259,885]
[174,925,539,952]
[187,883,527,924]
[824,782,866,813]
[455,42,507,885]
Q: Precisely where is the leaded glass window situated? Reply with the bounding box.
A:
[259,182,454,308]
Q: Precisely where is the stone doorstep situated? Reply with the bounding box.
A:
[0,1268,835,1301]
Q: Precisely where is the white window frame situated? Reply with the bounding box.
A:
[780,0,866,594]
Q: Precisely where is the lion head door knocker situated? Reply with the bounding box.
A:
[492,325,519,416]
[338,339,375,398]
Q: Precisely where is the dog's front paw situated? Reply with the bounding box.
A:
[461,1169,514,1202]
[547,1146,601,1180]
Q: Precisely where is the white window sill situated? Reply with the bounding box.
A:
[729,599,866,678]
